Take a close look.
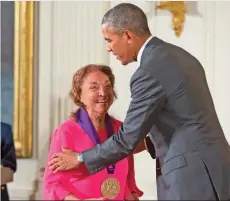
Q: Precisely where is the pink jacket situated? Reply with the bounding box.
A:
[42,118,143,200]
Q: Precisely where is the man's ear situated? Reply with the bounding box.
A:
[124,30,134,42]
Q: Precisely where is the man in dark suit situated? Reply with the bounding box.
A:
[49,3,230,200]
[1,122,17,201]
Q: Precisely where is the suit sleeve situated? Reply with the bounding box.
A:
[82,69,166,174]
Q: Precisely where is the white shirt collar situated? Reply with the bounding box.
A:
[137,35,154,65]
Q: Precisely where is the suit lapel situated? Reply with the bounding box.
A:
[140,37,165,66]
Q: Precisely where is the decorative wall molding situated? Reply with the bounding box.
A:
[155,1,187,37]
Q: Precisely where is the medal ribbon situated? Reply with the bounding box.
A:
[75,108,115,174]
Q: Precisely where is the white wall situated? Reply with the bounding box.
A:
[8,1,230,200]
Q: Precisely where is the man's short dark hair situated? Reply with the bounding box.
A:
[102,3,151,36]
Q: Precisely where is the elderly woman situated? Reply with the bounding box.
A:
[42,64,143,200]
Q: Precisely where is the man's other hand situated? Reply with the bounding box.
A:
[48,148,80,173]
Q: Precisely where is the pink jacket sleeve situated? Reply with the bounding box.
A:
[42,127,74,200]
[125,154,144,198]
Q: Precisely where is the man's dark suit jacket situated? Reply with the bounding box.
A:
[1,122,17,201]
[82,37,230,200]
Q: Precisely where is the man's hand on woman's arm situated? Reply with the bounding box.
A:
[48,136,156,173]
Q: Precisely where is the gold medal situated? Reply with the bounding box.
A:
[101,177,120,199]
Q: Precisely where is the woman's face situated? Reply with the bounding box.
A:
[80,71,114,116]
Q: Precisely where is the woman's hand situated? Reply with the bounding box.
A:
[48,148,80,173]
